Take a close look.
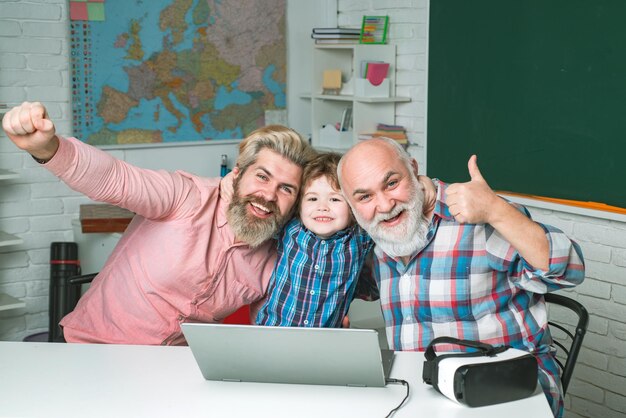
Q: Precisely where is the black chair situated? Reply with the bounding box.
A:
[544,293,589,394]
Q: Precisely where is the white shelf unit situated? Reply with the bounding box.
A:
[309,44,410,152]
[0,169,25,311]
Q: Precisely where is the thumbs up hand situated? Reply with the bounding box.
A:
[2,102,59,162]
[445,155,499,224]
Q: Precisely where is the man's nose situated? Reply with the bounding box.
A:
[375,194,395,214]
[260,185,277,202]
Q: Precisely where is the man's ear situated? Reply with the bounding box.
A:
[410,158,419,177]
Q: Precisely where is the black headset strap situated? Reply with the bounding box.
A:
[424,336,506,361]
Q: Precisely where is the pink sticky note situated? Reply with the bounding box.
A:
[70,2,89,20]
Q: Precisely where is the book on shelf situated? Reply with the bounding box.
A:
[376,123,406,131]
[312,27,361,35]
[360,60,383,77]
[370,131,407,140]
[315,39,360,45]
[311,33,361,39]
[359,123,409,144]
[359,133,408,144]
[339,107,353,132]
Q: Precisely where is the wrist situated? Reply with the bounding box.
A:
[487,196,516,226]
[30,154,51,164]
[29,135,60,164]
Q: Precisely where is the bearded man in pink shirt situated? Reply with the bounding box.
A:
[3,101,316,345]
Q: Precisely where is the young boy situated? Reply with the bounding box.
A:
[255,152,374,327]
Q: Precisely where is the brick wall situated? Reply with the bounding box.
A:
[0,0,77,340]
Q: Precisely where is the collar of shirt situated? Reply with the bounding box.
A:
[216,193,230,229]
[432,179,455,221]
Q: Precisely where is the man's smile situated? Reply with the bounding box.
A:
[249,202,273,218]
[380,210,405,226]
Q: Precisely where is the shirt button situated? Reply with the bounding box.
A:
[402,274,409,280]
[314,265,319,270]
[178,315,184,321]
[310,290,315,295]
[304,320,309,325]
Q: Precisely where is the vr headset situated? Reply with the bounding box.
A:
[422,336,538,407]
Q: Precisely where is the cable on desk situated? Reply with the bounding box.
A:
[384,378,410,417]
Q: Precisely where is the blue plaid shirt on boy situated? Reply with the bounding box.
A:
[255,218,373,327]
[371,180,585,418]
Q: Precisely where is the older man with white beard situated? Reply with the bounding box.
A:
[2,102,315,346]
[338,137,585,418]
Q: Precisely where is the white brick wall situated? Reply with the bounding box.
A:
[337,1,626,417]
[1,1,625,417]
[0,0,73,341]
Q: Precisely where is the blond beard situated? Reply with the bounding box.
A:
[354,176,430,258]
[226,178,291,248]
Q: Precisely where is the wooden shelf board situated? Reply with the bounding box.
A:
[80,204,134,233]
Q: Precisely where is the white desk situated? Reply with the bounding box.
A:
[0,342,553,418]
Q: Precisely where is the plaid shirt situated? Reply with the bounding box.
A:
[256,218,374,327]
[371,180,585,418]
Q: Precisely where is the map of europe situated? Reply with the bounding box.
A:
[70,0,286,145]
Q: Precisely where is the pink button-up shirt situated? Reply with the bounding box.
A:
[52,137,276,345]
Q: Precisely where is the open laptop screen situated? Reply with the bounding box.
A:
[181,323,393,387]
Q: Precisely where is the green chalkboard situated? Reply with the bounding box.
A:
[427,1,626,209]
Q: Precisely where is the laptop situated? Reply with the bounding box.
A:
[181,323,395,387]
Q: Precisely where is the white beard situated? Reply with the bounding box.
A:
[354,176,430,258]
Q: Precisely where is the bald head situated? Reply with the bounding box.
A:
[338,138,416,201]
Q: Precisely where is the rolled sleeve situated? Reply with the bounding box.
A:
[486,200,585,294]
[516,223,585,293]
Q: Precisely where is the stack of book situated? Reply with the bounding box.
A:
[311,27,361,44]
[358,123,409,145]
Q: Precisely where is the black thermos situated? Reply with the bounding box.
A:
[49,242,81,342]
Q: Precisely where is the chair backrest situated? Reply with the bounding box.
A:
[544,293,589,394]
